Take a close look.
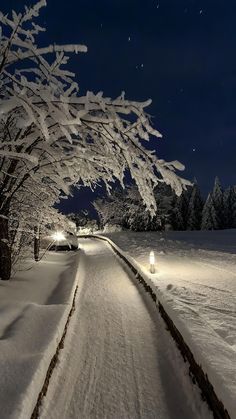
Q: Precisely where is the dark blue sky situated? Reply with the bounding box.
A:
[3,0,236,213]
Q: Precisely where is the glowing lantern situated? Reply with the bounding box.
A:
[149,250,155,273]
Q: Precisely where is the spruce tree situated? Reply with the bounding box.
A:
[171,195,185,230]
[223,186,236,229]
[223,187,233,228]
[201,193,218,230]
[171,187,192,230]
[211,176,223,229]
[187,183,203,230]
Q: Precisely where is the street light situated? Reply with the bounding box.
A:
[149,250,155,273]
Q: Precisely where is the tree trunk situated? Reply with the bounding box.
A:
[34,225,40,262]
[0,215,11,280]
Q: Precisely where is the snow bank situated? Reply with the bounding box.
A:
[103,231,236,419]
[0,250,83,419]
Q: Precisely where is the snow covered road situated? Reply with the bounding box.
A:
[40,239,210,419]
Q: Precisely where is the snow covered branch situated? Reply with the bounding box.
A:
[0,0,189,280]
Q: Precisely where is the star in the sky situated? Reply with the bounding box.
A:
[135,64,144,69]
[128,36,131,42]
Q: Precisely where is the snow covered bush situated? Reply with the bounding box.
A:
[103,224,123,233]
[67,211,99,234]
[77,220,99,235]
[0,0,188,280]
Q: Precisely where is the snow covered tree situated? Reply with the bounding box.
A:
[151,184,174,230]
[171,194,184,230]
[94,183,174,231]
[68,211,98,233]
[0,1,189,280]
[211,176,224,229]
[67,211,90,228]
[201,193,218,230]
[223,186,233,229]
[222,186,236,229]
[93,189,127,229]
[125,186,152,231]
[187,182,203,230]
[171,187,192,230]
[9,181,70,265]
[123,184,174,231]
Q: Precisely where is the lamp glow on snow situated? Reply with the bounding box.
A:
[51,231,66,242]
[149,251,155,274]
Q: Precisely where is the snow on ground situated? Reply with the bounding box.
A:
[104,230,236,418]
[0,250,82,419]
[40,239,211,419]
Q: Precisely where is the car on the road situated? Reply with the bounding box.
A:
[48,231,79,251]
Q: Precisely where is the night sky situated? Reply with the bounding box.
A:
[3,0,236,214]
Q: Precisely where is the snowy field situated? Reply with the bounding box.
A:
[105,229,236,418]
[0,251,82,419]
